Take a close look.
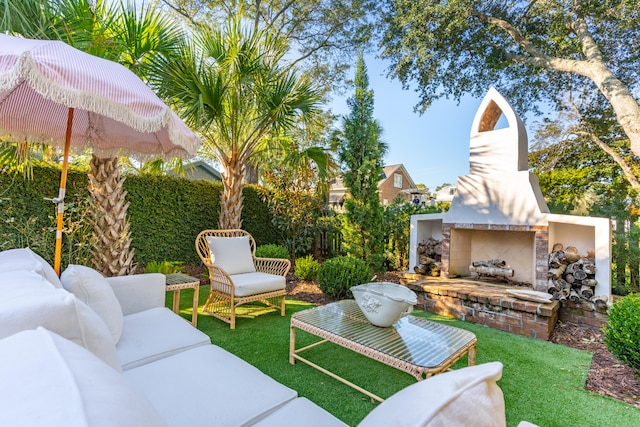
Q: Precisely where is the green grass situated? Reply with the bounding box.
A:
[168,288,640,427]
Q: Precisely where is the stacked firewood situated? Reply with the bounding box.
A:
[547,244,607,308]
[414,237,442,276]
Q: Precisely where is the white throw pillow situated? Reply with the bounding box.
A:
[0,328,166,427]
[0,285,121,371]
[358,362,506,427]
[61,264,124,344]
[206,235,256,275]
[0,247,62,288]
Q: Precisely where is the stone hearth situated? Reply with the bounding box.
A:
[403,276,559,340]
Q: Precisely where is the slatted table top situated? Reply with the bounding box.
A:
[291,300,476,374]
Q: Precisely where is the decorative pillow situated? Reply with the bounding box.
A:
[358,362,506,427]
[206,235,256,275]
[61,265,124,344]
[0,247,62,288]
[0,286,121,371]
[0,328,166,427]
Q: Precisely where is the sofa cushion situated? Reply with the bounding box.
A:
[230,272,286,297]
[0,247,62,288]
[251,398,348,427]
[0,270,54,292]
[117,307,210,370]
[61,264,124,343]
[357,362,506,427]
[0,284,121,371]
[124,344,297,426]
[0,328,166,427]
[206,235,256,275]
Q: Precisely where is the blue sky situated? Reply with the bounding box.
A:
[330,55,486,192]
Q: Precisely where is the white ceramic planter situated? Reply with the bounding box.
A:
[351,282,418,327]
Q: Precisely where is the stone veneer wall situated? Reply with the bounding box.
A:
[404,278,560,340]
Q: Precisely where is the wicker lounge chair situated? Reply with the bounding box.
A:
[196,229,291,329]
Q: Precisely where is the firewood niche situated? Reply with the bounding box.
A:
[414,238,442,276]
[547,243,608,308]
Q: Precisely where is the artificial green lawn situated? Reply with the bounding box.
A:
[168,288,640,427]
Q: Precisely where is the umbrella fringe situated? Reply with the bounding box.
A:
[2,51,199,160]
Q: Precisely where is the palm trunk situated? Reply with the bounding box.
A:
[88,155,135,276]
[219,160,244,230]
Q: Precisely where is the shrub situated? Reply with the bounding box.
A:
[256,244,290,259]
[317,256,371,299]
[295,255,320,281]
[144,261,183,274]
[603,293,640,374]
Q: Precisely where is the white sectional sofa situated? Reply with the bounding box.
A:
[0,247,509,427]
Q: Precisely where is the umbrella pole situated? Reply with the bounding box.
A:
[53,108,74,276]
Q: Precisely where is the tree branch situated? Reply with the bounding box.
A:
[570,101,640,192]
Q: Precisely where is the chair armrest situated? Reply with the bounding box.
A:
[106,273,166,315]
[254,257,291,277]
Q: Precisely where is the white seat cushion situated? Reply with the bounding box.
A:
[0,247,62,288]
[206,235,257,275]
[61,264,124,344]
[0,328,165,427]
[0,284,121,371]
[230,272,286,297]
[358,362,506,427]
[251,398,348,427]
[117,307,210,370]
[124,344,297,426]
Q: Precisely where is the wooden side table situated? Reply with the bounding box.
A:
[165,273,200,327]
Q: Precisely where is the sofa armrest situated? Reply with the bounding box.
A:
[106,273,166,315]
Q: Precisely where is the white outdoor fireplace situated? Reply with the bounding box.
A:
[409,88,612,301]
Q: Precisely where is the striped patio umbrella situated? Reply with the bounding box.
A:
[0,34,200,275]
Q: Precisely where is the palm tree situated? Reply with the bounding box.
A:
[150,14,321,229]
[0,0,183,275]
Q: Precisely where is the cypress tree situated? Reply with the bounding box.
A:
[339,51,388,275]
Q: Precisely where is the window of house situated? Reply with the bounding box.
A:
[394,173,402,188]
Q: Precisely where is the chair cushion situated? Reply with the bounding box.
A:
[0,328,165,427]
[0,247,62,288]
[0,284,121,371]
[117,307,210,370]
[206,235,256,275]
[124,344,298,426]
[230,272,286,297]
[358,362,506,427]
[61,264,124,344]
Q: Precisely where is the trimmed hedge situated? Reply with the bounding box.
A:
[0,166,280,268]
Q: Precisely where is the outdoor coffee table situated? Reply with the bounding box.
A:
[289,300,477,402]
[165,273,200,327]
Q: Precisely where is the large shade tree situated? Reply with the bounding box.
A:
[150,15,321,229]
[380,0,640,157]
[0,0,183,275]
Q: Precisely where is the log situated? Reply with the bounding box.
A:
[573,269,588,280]
[469,265,514,277]
[414,264,428,275]
[591,295,609,310]
[569,288,581,303]
[582,279,598,287]
[419,255,436,265]
[565,262,581,275]
[565,273,575,284]
[582,262,597,275]
[547,264,567,279]
[564,246,581,263]
[552,242,564,252]
[580,285,594,300]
